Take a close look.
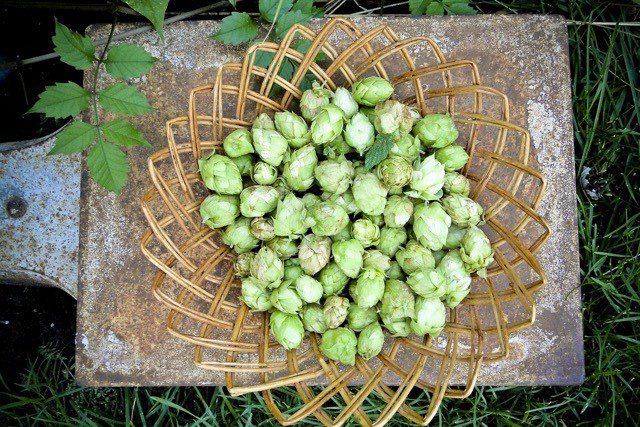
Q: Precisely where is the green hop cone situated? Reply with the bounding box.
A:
[362,249,391,272]
[435,145,469,172]
[315,156,355,194]
[252,127,288,167]
[283,258,304,281]
[437,249,471,308]
[332,87,359,118]
[300,81,333,121]
[383,195,413,228]
[318,262,349,296]
[352,76,394,107]
[251,161,278,185]
[441,194,484,227]
[294,275,323,304]
[373,100,417,136]
[223,128,254,158]
[413,202,452,251]
[459,225,494,277]
[410,297,446,337]
[378,227,407,257]
[379,279,415,322]
[352,172,388,216]
[432,250,446,265]
[357,323,384,360]
[352,218,380,247]
[332,223,352,242]
[320,327,357,365]
[390,134,421,161]
[443,171,471,196]
[386,261,405,280]
[282,144,318,191]
[307,201,349,236]
[445,224,467,249]
[249,217,275,241]
[311,104,345,145]
[364,213,384,227]
[298,234,331,275]
[222,217,259,253]
[396,240,435,275]
[322,134,354,159]
[350,267,385,308]
[347,305,379,332]
[408,154,445,201]
[332,239,364,278]
[270,311,304,350]
[323,295,350,329]
[199,153,243,195]
[376,155,413,188]
[406,268,446,299]
[240,276,272,311]
[266,236,299,260]
[274,111,311,148]
[253,113,275,130]
[302,193,322,210]
[200,194,239,229]
[300,303,327,333]
[381,315,411,337]
[359,106,376,124]
[272,193,308,237]
[344,112,375,155]
[239,185,280,217]
[230,154,254,176]
[322,189,359,215]
[250,246,284,283]
[234,252,254,277]
[413,114,459,148]
[270,280,303,314]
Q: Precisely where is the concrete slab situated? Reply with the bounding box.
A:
[77,16,583,386]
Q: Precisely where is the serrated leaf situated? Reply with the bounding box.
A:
[87,139,130,194]
[212,12,259,45]
[259,0,294,23]
[52,20,96,70]
[98,83,154,116]
[48,121,97,155]
[446,2,476,15]
[275,10,312,39]
[101,119,151,147]
[426,2,445,14]
[228,0,237,6]
[365,134,395,170]
[409,0,432,15]
[29,82,91,119]
[105,43,157,79]
[294,39,328,61]
[291,0,323,17]
[123,0,169,40]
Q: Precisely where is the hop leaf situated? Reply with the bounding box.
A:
[101,119,151,147]
[105,43,157,79]
[212,12,259,45]
[275,10,313,39]
[87,139,130,194]
[123,0,169,40]
[98,83,154,116]
[259,0,294,23]
[48,121,97,155]
[365,133,394,170]
[29,82,91,119]
[52,20,96,70]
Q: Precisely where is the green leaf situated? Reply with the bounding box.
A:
[294,39,328,61]
[101,119,151,147]
[105,43,157,79]
[228,0,237,6]
[275,10,312,39]
[409,0,432,15]
[48,121,97,155]
[446,2,476,15]
[212,12,259,45]
[52,20,96,70]
[123,0,169,40]
[365,134,395,170]
[29,82,91,119]
[291,0,323,17]
[98,83,154,116]
[259,0,294,23]
[426,2,445,14]
[87,139,130,194]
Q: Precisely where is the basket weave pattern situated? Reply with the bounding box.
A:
[140,18,550,425]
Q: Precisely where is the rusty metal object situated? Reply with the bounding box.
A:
[77,16,583,390]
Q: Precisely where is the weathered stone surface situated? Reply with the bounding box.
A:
[77,16,583,386]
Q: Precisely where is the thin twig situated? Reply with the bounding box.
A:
[91,16,117,131]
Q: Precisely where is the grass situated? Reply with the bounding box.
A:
[1,0,639,425]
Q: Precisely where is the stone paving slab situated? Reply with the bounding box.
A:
[77,15,584,386]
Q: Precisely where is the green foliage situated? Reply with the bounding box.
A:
[101,119,151,147]
[48,121,98,155]
[98,83,154,115]
[52,20,96,70]
[87,139,130,194]
[212,12,259,45]
[29,82,91,118]
[259,0,294,23]
[410,0,476,15]
[123,0,169,40]
[105,43,157,79]
[365,133,395,170]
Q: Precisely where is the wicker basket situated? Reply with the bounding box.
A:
[140,18,550,426]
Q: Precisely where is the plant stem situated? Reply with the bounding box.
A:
[91,16,117,130]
